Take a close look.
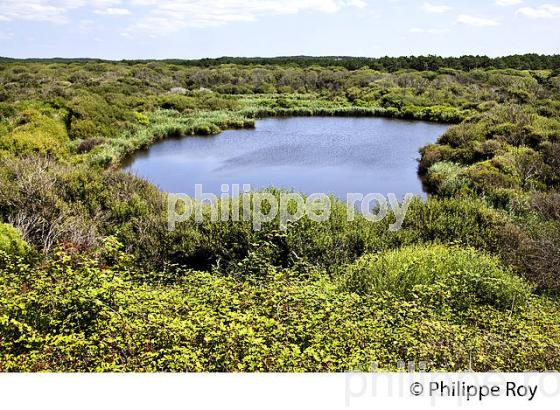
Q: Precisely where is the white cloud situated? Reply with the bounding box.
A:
[124,0,369,37]
[516,4,560,18]
[0,0,367,33]
[94,7,131,15]
[496,0,522,6]
[0,0,75,23]
[0,0,123,23]
[421,2,451,13]
[457,14,500,26]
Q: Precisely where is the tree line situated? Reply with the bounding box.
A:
[1,54,559,72]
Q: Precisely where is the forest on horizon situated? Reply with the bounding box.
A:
[1,53,559,72]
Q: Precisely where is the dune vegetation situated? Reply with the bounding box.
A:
[1,56,560,371]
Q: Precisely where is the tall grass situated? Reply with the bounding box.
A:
[89,109,255,167]
[339,244,532,311]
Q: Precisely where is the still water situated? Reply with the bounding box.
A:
[124,117,448,199]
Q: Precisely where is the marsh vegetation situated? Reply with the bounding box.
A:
[1,56,560,371]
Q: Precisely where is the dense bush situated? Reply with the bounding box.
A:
[339,245,532,311]
[0,107,69,158]
[65,93,134,141]
[0,243,559,372]
[498,222,560,294]
[0,156,166,258]
[0,223,29,256]
[425,161,470,196]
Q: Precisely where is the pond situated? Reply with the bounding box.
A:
[123,117,449,199]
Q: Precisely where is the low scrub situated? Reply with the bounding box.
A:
[0,242,558,372]
[0,223,29,256]
[339,244,532,311]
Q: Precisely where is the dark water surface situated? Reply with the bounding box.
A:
[124,117,448,199]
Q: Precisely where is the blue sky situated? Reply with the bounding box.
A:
[0,0,559,59]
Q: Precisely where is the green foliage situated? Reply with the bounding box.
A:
[0,108,69,158]
[400,197,506,252]
[66,92,133,141]
[0,244,558,372]
[339,245,532,311]
[90,110,255,166]
[0,223,29,256]
[426,161,470,196]
[134,112,149,125]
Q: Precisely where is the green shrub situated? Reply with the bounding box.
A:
[465,160,519,192]
[66,93,132,141]
[0,109,69,158]
[426,161,470,196]
[339,244,532,311]
[400,197,506,251]
[0,223,29,256]
[134,112,150,125]
[158,94,196,112]
[418,144,456,174]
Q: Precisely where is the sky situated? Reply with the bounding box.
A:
[0,0,559,59]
